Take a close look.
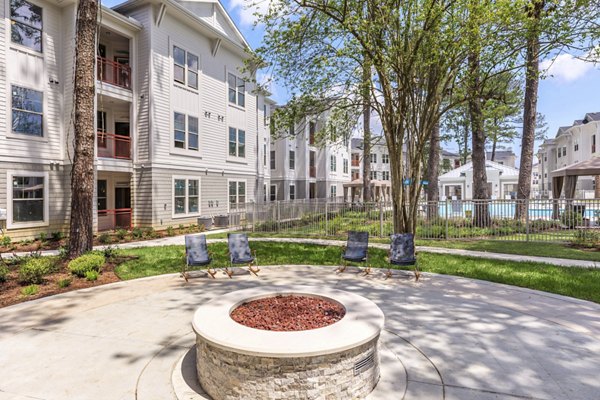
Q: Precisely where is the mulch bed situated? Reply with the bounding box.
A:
[230,295,346,331]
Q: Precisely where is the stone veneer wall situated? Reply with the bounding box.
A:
[196,336,380,400]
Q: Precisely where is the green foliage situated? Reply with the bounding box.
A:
[560,210,583,229]
[58,246,69,260]
[57,278,72,288]
[19,257,56,284]
[131,227,143,239]
[98,233,112,244]
[102,245,117,259]
[116,229,128,241]
[166,226,175,236]
[51,231,64,241]
[571,229,600,248]
[143,227,158,239]
[0,235,11,247]
[38,232,47,242]
[68,253,105,278]
[85,270,99,281]
[21,284,39,296]
[0,264,8,282]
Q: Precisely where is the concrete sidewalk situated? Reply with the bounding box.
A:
[0,265,599,400]
[5,232,598,269]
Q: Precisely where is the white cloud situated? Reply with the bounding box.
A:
[539,53,597,83]
[228,0,274,27]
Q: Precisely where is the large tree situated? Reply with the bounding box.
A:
[68,0,98,258]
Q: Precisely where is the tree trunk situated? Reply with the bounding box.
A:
[516,0,544,220]
[491,137,497,161]
[426,122,440,219]
[468,51,490,227]
[68,0,98,258]
[362,58,372,202]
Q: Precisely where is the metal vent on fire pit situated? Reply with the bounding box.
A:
[354,352,375,376]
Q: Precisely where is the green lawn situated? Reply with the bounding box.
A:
[114,242,600,304]
[205,231,600,262]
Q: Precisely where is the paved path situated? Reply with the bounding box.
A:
[1,266,599,400]
[5,232,599,269]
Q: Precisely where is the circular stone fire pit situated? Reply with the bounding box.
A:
[192,286,385,400]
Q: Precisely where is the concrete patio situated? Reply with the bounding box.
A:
[0,265,599,400]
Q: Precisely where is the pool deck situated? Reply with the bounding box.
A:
[0,265,599,400]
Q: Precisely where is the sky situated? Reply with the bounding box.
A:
[102,0,600,165]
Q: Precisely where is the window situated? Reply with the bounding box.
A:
[229,180,246,207]
[263,144,267,166]
[228,73,245,107]
[343,158,348,174]
[382,171,390,180]
[289,150,295,169]
[228,127,245,157]
[330,185,337,198]
[97,180,107,215]
[270,185,277,201]
[289,184,295,200]
[263,184,267,202]
[593,135,596,153]
[330,155,337,172]
[12,86,43,136]
[562,146,567,157]
[173,46,198,89]
[263,104,268,125]
[270,150,276,169]
[574,143,579,152]
[382,154,389,164]
[10,174,47,226]
[309,122,316,145]
[370,171,378,180]
[10,0,42,52]
[173,178,199,216]
[370,153,377,163]
[173,112,199,151]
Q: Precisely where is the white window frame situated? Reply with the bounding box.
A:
[9,84,46,141]
[172,45,199,90]
[289,150,295,170]
[382,171,390,181]
[228,126,246,159]
[343,158,348,174]
[330,184,337,199]
[270,150,276,169]
[330,155,337,172]
[227,179,247,211]
[270,184,277,201]
[172,111,200,153]
[289,184,295,200]
[7,170,49,229]
[227,72,246,108]
[370,153,377,163]
[10,0,43,54]
[382,154,389,164]
[171,176,201,219]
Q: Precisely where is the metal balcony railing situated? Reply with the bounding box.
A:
[97,56,131,90]
[309,166,316,178]
[98,208,132,231]
[97,132,131,160]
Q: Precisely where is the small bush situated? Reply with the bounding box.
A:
[0,235,12,247]
[68,253,105,278]
[98,232,112,244]
[143,227,158,239]
[85,270,99,281]
[102,245,117,259]
[19,257,55,284]
[57,278,71,288]
[561,210,583,229]
[0,264,8,282]
[572,229,600,248]
[38,232,47,242]
[51,231,65,241]
[116,229,128,241]
[166,226,175,236]
[197,223,205,232]
[178,224,185,231]
[21,284,39,296]
[131,227,143,239]
[58,246,69,260]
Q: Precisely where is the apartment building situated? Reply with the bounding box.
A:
[438,160,520,200]
[1,0,272,240]
[486,150,516,168]
[270,117,351,200]
[350,136,391,182]
[538,112,600,198]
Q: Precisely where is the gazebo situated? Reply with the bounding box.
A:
[550,158,600,218]
[342,179,391,202]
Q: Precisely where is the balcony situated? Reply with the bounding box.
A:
[309,166,316,178]
[351,159,360,167]
[97,56,131,90]
[97,132,131,160]
[98,208,132,231]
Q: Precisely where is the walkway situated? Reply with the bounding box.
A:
[6,232,599,269]
[0,266,599,400]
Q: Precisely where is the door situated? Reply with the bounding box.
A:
[309,183,316,199]
[114,122,130,158]
[114,187,131,229]
[97,44,107,81]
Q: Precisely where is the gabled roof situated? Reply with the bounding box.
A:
[439,160,519,179]
[573,119,584,126]
[556,126,572,137]
[583,112,600,123]
[441,149,459,157]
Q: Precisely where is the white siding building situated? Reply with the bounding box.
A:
[438,160,520,200]
[0,0,273,239]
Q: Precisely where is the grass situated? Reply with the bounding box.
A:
[114,242,600,304]
[206,231,600,262]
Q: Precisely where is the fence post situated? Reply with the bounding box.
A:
[525,198,530,242]
[277,201,281,234]
[325,202,329,236]
[252,201,256,233]
[445,200,449,240]
[379,201,384,237]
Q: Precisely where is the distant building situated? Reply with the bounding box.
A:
[531,162,541,198]
[350,136,391,182]
[441,150,462,173]
[486,150,517,168]
[438,160,520,200]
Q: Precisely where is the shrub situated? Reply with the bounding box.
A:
[68,253,105,278]
[560,210,583,229]
[166,226,175,236]
[98,233,112,244]
[51,231,64,241]
[38,232,47,242]
[0,236,12,247]
[19,257,55,284]
[85,270,99,281]
[102,245,117,259]
[116,229,128,241]
[571,229,600,248]
[58,246,69,260]
[131,227,143,239]
[57,278,71,288]
[143,227,158,239]
[197,223,206,232]
[0,264,8,282]
[21,284,39,296]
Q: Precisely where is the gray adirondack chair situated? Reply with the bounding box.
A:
[337,231,370,274]
[184,234,214,280]
[387,233,419,280]
[227,233,259,277]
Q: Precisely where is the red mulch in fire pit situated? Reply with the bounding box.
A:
[230,295,346,331]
